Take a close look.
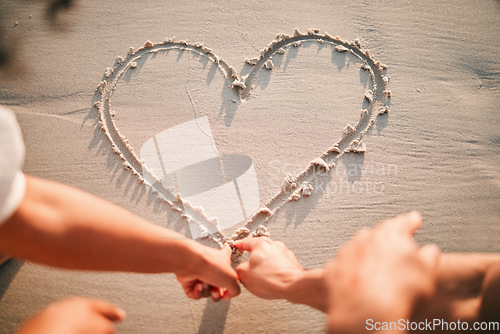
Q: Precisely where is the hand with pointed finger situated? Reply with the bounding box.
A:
[17,297,126,334]
[325,211,441,334]
[234,237,328,311]
[234,237,304,300]
[176,243,240,302]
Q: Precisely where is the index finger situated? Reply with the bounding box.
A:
[379,211,422,236]
[89,298,126,322]
[234,236,271,252]
[220,243,232,259]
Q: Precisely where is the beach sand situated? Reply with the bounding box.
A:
[0,0,499,332]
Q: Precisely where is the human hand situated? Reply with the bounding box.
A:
[176,243,240,301]
[234,237,328,311]
[17,297,125,334]
[234,237,305,300]
[325,211,441,333]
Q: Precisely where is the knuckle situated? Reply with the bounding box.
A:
[259,237,273,245]
[353,228,370,239]
[274,241,286,248]
[236,266,247,279]
[274,240,289,251]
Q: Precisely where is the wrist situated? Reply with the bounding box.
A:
[165,237,205,277]
[284,268,328,312]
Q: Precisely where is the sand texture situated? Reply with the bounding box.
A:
[0,0,499,333]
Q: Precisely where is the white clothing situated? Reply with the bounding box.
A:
[0,106,26,225]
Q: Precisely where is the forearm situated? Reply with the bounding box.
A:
[0,176,204,274]
[285,268,328,312]
[412,253,500,324]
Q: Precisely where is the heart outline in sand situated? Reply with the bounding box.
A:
[92,28,391,245]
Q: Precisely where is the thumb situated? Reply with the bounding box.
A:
[236,261,250,283]
[90,299,126,322]
[221,243,232,260]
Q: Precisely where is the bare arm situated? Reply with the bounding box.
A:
[0,176,240,299]
[412,253,500,325]
[234,212,440,324]
[286,268,328,312]
[235,212,500,332]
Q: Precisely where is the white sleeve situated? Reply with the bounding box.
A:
[0,106,26,224]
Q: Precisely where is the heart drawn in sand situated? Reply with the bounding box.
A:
[92,28,391,246]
